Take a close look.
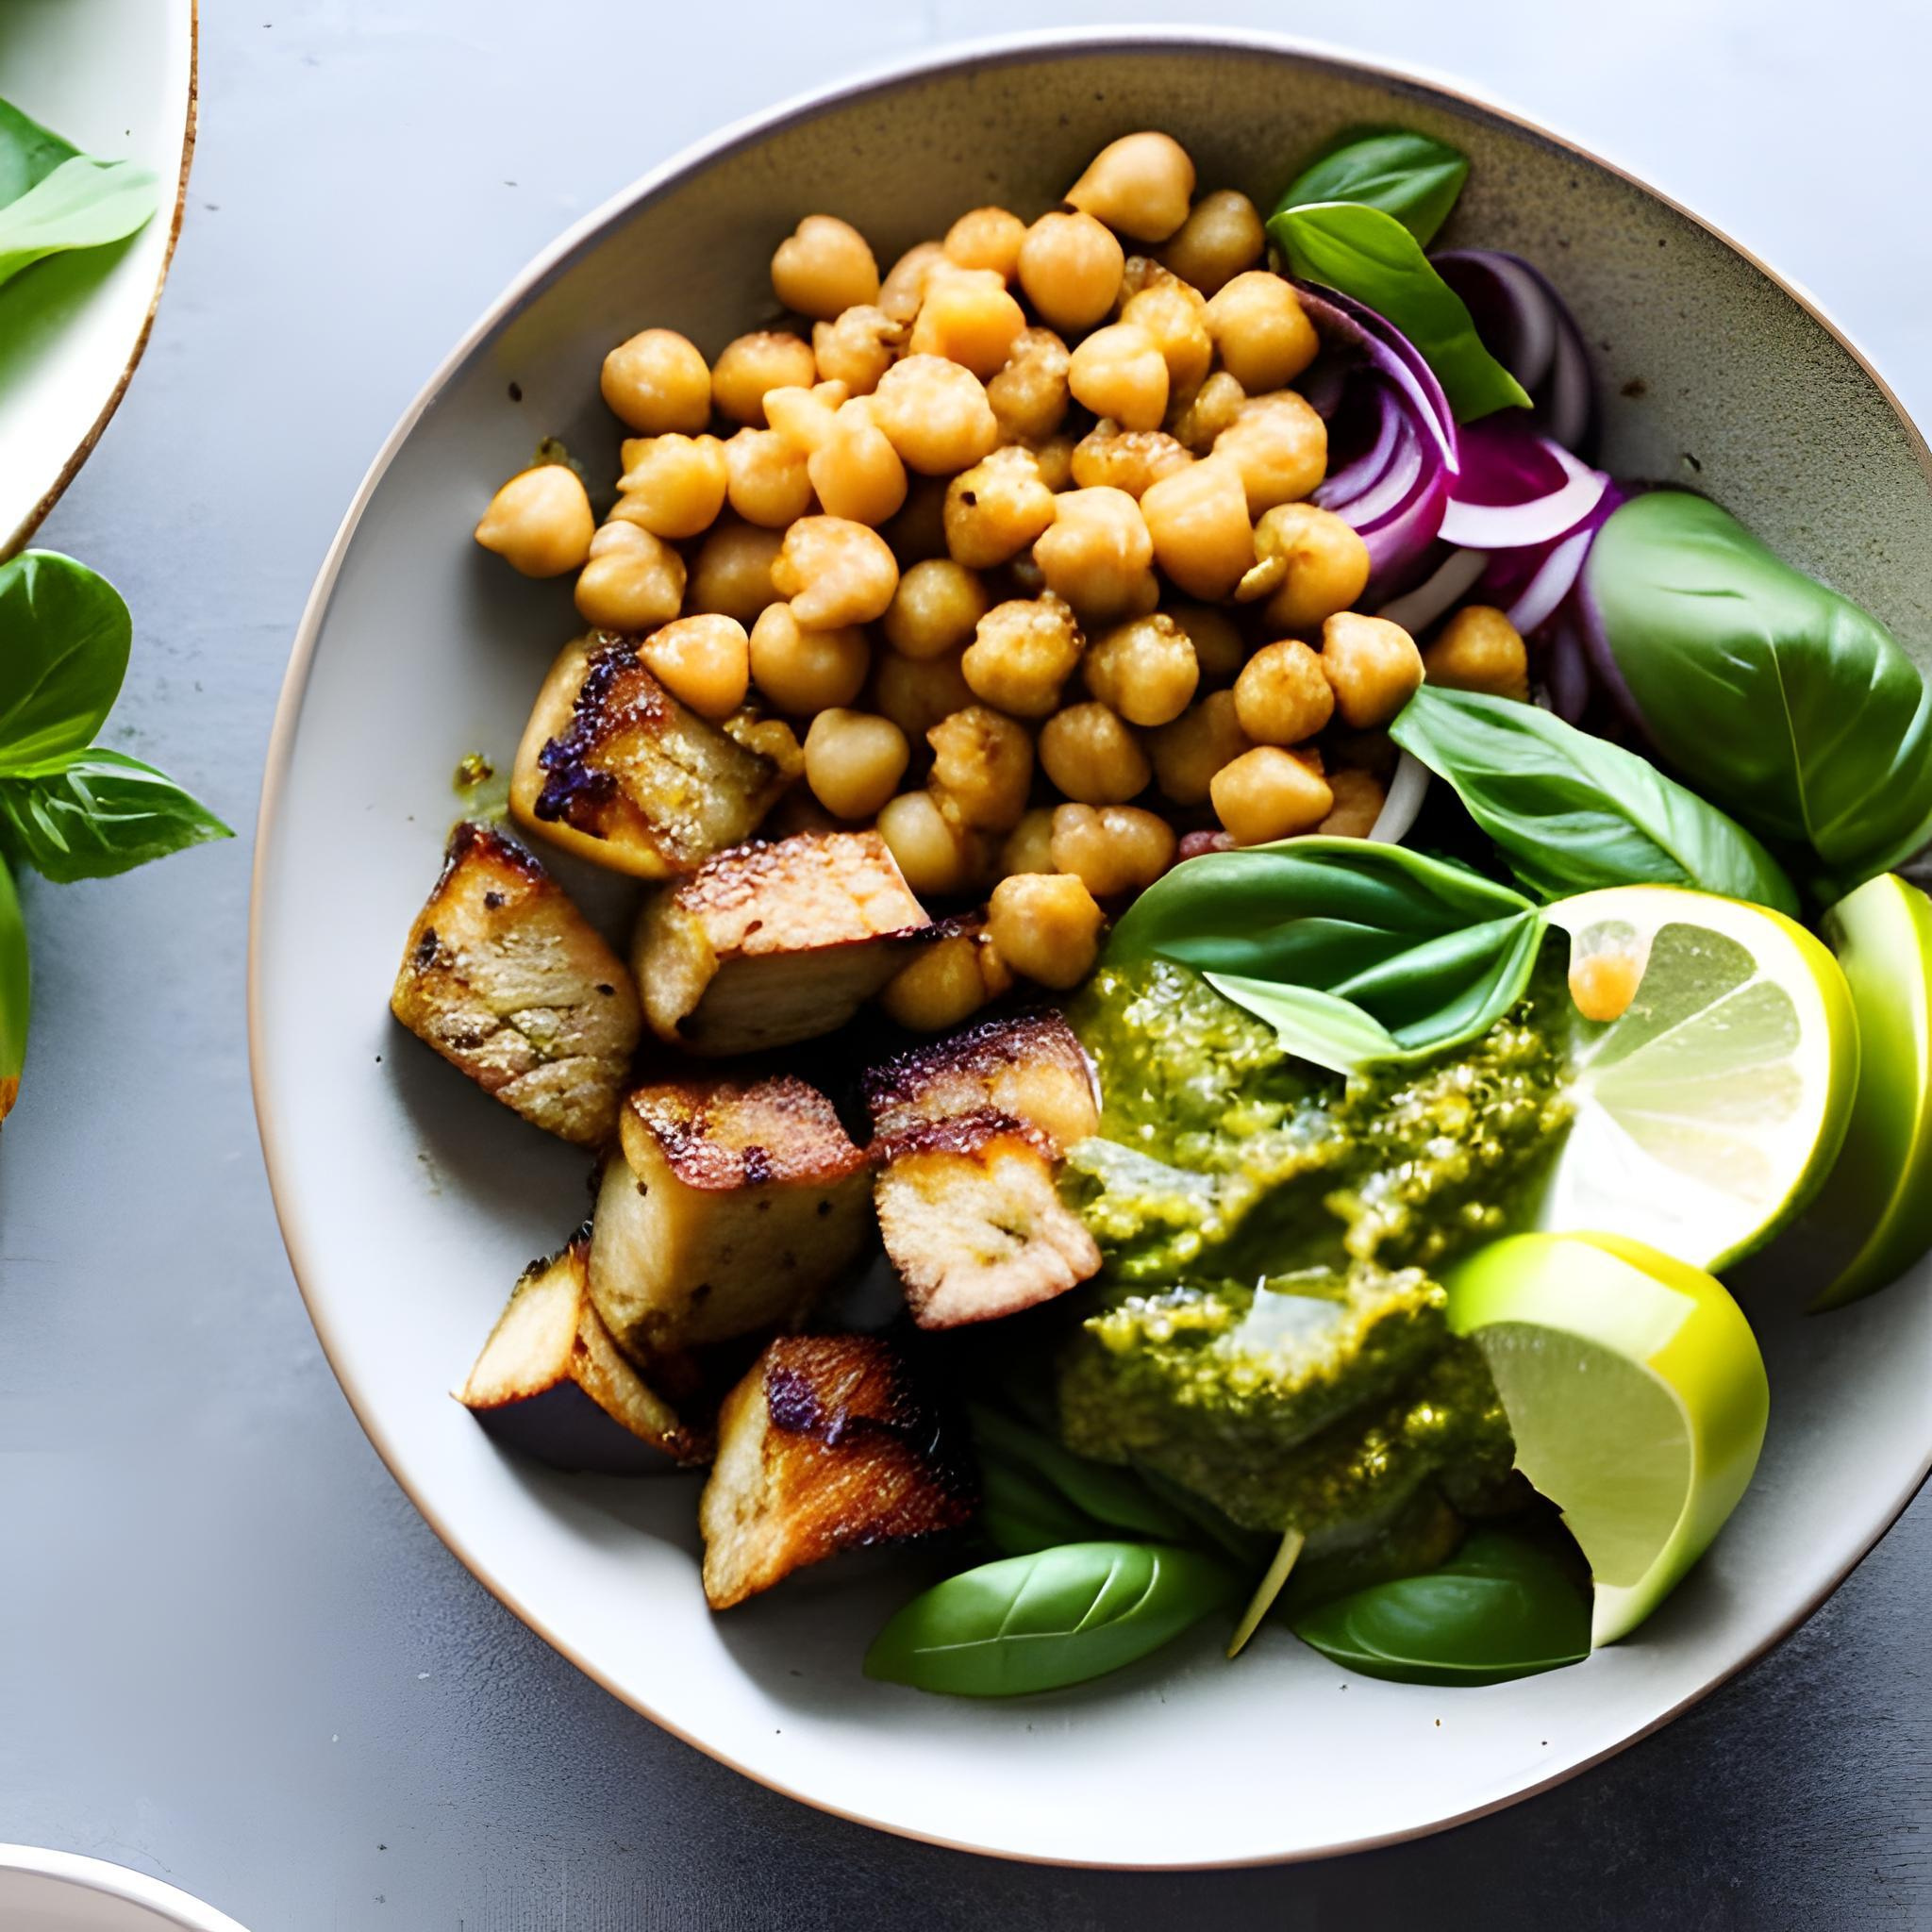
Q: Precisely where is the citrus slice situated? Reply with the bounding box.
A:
[1802,873,1932,1309]
[1536,885,1857,1274]
[1444,1230,1770,1644]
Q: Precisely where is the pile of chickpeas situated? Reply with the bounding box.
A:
[474,131,1532,1025]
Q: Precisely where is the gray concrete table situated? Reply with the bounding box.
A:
[4,3,1928,1924]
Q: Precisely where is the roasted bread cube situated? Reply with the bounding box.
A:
[588,1074,873,1357]
[700,1334,975,1608]
[458,1231,709,1474]
[864,1009,1099,1152]
[391,821,641,1145]
[631,831,931,1056]
[510,634,789,878]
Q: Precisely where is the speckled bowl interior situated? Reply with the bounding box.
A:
[253,32,1932,1867]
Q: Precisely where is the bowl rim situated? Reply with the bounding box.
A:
[0,1843,250,1930]
[247,25,1932,1869]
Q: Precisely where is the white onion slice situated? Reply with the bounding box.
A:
[1377,547,1490,633]
[1340,425,1424,530]
[1505,525,1595,636]
[1440,441,1607,549]
[1368,751,1429,845]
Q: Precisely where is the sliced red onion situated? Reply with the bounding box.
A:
[1368,751,1429,844]
[1505,524,1594,636]
[1440,422,1607,549]
[1377,546,1490,633]
[1436,249,1597,453]
[1543,615,1591,723]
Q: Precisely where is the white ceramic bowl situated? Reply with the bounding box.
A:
[0,1846,249,1931]
[251,30,1932,1867]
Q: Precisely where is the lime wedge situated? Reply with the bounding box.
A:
[1445,1231,1769,1644]
[1537,885,1857,1274]
[1802,874,1932,1309]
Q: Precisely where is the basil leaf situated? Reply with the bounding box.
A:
[1275,129,1470,246]
[1588,491,1932,889]
[1109,838,1544,1068]
[0,748,232,882]
[1268,202,1530,422]
[1391,686,1801,915]
[864,1542,1239,1697]
[0,154,158,289]
[978,1459,1109,1558]
[1291,1527,1590,1686]
[0,551,131,765]
[0,855,27,1121]
[0,95,80,208]
[970,1405,1194,1543]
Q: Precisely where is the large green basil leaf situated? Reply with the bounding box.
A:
[0,551,131,765]
[1108,838,1544,1071]
[0,154,158,289]
[0,95,80,209]
[0,748,231,882]
[1291,1527,1591,1686]
[1267,202,1530,422]
[0,854,27,1121]
[1391,685,1801,915]
[864,1542,1239,1697]
[1587,491,1932,888]
[1274,129,1470,246]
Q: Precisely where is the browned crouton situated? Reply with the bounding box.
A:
[509,635,789,878]
[587,1075,873,1357]
[391,821,641,1145]
[631,831,931,1056]
[864,1008,1099,1152]
[699,1334,975,1608]
[458,1230,709,1473]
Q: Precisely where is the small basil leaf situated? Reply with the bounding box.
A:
[1587,491,1932,889]
[0,94,80,208]
[0,551,132,765]
[1275,128,1470,246]
[1291,1527,1590,1686]
[0,855,26,1121]
[1203,976,1401,1075]
[1391,685,1802,915]
[0,749,232,883]
[864,1542,1239,1698]
[969,1405,1194,1543]
[0,154,158,289]
[1268,202,1531,422]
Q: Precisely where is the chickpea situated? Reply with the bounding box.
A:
[1017,211,1124,334]
[879,242,946,325]
[600,328,712,435]
[573,519,685,630]
[611,434,729,541]
[877,789,982,898]
[1234,638,1336,745]
[711,330,816,426]
[1321,612,1425,727]
[943,206,1027,280]
[882,558,990,660]
[808,398,908,526]
[1083,612,1199,726]
[1214,391,1328,516]
[1318,766,1389,839]
[640,613,749,719]
[1204,272,1320,393]
[908,264,1027,380]
[880,922,1014,1030]
[1029,433,1078,493]
[988,327,1072,445]
[986,872,1105,990]
[1033,488,1158,624]
[724,708,806,785]
[747,603,871,715]
[761,384,838,454]
[882,474,951,565]
[811,304,903,396]
[771,214,880,320]
[1067,322,1170,433]
[1158,189,1266,296]
[1071,422,1193,498]
[1242,503,1373,632]
[770,515,899,628]
[943,445,1058,569]
[1065,132,1196,243]
[1120,274,1214,393]
[723,426,816,527]
[1139,454,1254,600]
[688,518,786,625]
[803,708,911,819]
[1211,745,1335,845]
[1161,601,1246,685]
[928,705,1035,831]
[1038,701,1151,805]
[1169,370,1246,452]
[475,464,595,577]
[872,647,976,744]
[999,806,1058,878]
[961,594,1086,719]
[1423,605,1530,701]
[869,355,1000,475]
[1149,689,1252,806]
[1049,803,1177,898]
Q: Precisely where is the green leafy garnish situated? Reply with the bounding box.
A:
[1391,685,1801,915]
[0,748,233,883]
[0,548,131,762]
[969,1405,1194,1546]
[1268,201,1530,422]
[0,95,78,207]
[1291,1527,1591,1686]
[0,93,157,291]
[1275,128,1470,245]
